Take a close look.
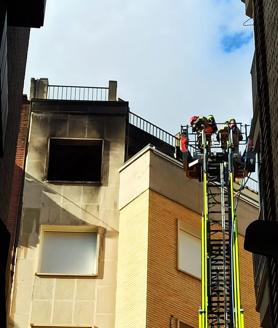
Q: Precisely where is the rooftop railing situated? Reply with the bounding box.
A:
[47,84,109,101]
[129,111,178,147]
[30,78,118,101]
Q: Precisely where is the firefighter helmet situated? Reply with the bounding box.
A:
[229,118,236,128]
[207,114,215,122]
[189,115,198,125]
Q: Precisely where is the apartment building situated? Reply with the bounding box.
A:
[9,79,259,328]
[0,1,46,326]
[241,1,278,327]
[116,146,260,328]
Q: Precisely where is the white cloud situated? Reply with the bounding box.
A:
[25,0,254,134]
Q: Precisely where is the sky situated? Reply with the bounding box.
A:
[24,0,254,135]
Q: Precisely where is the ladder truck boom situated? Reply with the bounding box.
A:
[178,122,255,328]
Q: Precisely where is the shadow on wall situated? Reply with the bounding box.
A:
[13,165,121,281]
[8,317,20,328]
[19,168,116,248]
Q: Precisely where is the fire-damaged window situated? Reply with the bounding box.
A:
[47,138,103,183]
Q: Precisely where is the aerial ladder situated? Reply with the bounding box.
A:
[178,123,255,328]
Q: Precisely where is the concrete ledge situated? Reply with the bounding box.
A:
[31,99,129,115]
[119,145,259,235]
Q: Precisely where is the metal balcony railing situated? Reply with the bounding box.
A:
[47,84,109,101]
[129,111,178,147]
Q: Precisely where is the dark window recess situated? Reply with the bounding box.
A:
[179,322,192,328]
[47,139,103,183]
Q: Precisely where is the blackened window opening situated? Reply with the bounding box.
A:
[47,139,103,182]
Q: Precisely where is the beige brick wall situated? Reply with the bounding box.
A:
[115,190,149,328]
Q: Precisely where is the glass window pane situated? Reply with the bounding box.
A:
[40,231,97,274]
[178,229,201,278]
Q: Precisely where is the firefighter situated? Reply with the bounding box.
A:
[217,121,229,151]
[205,114,218,147]
[190,115,208,133]
[189,115,209,151]
[228,118,243,154]
[206,115,218,134]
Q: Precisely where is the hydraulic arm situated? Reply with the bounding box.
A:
[179,124,253,328]
[197,131,244,328]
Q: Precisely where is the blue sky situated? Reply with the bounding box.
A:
[221,31,253,52]
[24,0,254,134]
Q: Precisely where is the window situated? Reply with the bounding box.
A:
[178,321,193,328]
[38,226,100,276]
[170,316,193,328]
[31,323,93,328]
[47,138,103,183]
[31,326,94,328]
[177,220,201,279]
[31,326,93,328]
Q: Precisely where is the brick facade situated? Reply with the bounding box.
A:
[148,190,201,327]
[6,100,30,312]
[147,191,260,328]
[7,99,30,247]
[252,0,278,325]
[117,146,260,327]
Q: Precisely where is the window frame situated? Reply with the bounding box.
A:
[36,225,104,277]
[45,137,104,184]
[177,320,193,328]
[30,325,94,328]
[30,325,96,328]
[177,219,201,280]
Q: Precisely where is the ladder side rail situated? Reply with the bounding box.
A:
[228,194,235,328]
[228,129,244,328]
[230,169,242,328]
[220,163,229,327]
[227,131,235,328]
[232,210,245,328]
[199,130,208,328]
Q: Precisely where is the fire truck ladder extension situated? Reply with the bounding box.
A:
[199,131,245,328]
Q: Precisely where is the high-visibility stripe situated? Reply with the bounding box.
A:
[199,172,208,328]
[230,172,244,328]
